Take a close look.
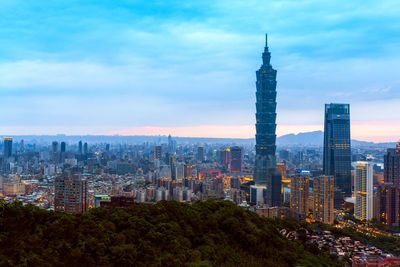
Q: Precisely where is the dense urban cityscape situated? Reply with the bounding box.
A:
[1,34,399,266]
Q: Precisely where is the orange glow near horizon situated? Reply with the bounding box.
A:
[106,121,400,143]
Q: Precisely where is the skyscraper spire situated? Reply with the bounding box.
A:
[262,34,271,65]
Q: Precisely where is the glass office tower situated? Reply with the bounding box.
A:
[323,103,351,206]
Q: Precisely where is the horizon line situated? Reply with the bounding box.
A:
[1,131,398,144]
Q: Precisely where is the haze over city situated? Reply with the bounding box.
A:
[1,1,400,141]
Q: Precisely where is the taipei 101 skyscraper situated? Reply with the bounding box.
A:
[253,35,280,205]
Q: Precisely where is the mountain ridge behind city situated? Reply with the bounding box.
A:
[1,131,396,147]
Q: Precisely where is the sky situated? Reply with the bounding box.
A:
[0,0,399,142]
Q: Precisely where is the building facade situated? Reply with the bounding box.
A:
[197,146,205,162]
[376,183,400,226]
[376,142,400,227]
[384,142,400,187]
[3,137,13,159]
[218,148,230,165]
[313,175,334,224]
[154,145,162,164]
[60,141,66,153]
[323,103,351,206]
[355,161,373,220]
[250,184,267,205]
[290,175,310,217]
[266,167,282,207]
[230,146,243,173]
[54,172,88,213]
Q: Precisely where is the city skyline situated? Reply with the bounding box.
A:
[1,1,400,142]
[2,2,400,265]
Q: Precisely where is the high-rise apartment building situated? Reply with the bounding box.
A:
[230,146,243,173]
[54,172,88,213]
[323,103,351,206]
[290,175,309,217]
[254,34,278,185]
[3,137,13,158]
[355,161,373,220]
[313,175,334,224]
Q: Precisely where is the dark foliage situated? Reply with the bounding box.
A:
[0,200,340,266]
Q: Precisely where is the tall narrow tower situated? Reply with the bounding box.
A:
[254,34,278,185]
[323,103,351,207]
[355,161,373,220]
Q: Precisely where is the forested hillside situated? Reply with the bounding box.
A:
[0,199,340,266]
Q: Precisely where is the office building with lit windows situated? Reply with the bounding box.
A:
[290,175,309,217]
[313,175,334,224]
[323,103,351,207]
[54,172,88,213]
[355,161,373,221]
[376,183,399,226]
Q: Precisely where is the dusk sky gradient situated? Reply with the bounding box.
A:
[1,0,399,141]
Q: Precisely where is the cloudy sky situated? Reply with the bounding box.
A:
[1,0,399,141]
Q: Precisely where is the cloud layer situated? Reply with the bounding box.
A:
[0,0,399,141]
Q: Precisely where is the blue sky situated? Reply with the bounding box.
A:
[0,0,399,141]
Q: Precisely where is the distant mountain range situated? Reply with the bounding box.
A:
[277,130,397,148]
[277,131,323,146]
[2,131,397,148]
